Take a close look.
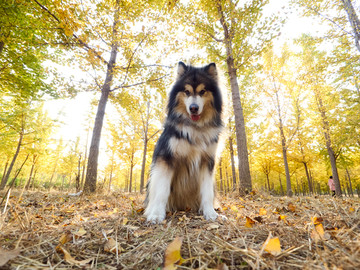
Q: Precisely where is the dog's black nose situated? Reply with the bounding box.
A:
[189,104,199,113]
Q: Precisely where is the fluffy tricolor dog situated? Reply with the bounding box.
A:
[144,62,224,223]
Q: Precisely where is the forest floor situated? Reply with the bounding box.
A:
[0,189,359,269]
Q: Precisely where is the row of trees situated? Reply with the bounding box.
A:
[0,0,359,196]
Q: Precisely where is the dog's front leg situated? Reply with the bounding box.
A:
[199,169,218,221]
[144,162,173,223]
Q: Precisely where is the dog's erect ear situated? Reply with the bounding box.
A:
[204,63,218,81]
[177,61,187,79]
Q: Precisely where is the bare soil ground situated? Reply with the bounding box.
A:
[0,190,359,269]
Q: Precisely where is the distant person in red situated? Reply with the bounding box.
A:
[328,176,336,197]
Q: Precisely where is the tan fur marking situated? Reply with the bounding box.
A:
[195,83,205,93]
[184,84,194,94]
[174,92,188,116]
[198,91,216,124]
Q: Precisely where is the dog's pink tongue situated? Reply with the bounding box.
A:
[191,115,200,121]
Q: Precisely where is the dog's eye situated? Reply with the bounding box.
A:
[184,90,191,96]
[199,90,206,96]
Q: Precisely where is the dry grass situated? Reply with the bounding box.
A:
[0,190,359,269]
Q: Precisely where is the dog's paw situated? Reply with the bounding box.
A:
[144,207,166,224]
[203,209,218,221]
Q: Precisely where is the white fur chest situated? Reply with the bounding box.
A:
[168,125,221,158]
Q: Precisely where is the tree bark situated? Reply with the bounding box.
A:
[140,136,148,193]
[25,156,37,190]
[108,159,113,193]
[266,174,270,192]
[280,127,292,196]
[228,134,237,190]
[316,94,342,196]
[76,154,81,192]
[128,150,135,192]
[279,173,284,196]
[341,0,360,52]
[218,4,252,193]
[346,168,354,196]
[1,159,9,187]
[81,128,89,190]
[84,1,120,194]
[303,162,313,194]
[0,130,24,190]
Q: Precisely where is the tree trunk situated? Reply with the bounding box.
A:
[140,137,148,194]
[84,1,120,194]
[218,3,252,194]
[0,154,29,207]
[129,150,135,193]
[228,135,237,190]
[81,128,90,190]
[25,162,35,190]
[225,167,230,192]
[341,0,360,52]
[279,173,284,196]
[346,168,354,196]
[76,154,81,192]
[108,162,113,193]
[266,174,270,192]
[219,158,223,192]
[0,131,24,190]
[30,169,37,189]
[1,159,9,187]
[317,94,342,196]
[303,162,313,194]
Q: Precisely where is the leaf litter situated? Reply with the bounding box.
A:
[0,190,359,269]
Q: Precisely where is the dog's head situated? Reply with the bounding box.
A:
[168,62,222,125]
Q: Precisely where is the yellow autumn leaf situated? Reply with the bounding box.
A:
[245,216,255,228]
[57,246,93,265]
[259,208,267,215]
[263,237,281,256]
[73,227,86,237]
[58,231,72,246]
[311,223,325,242]
[349,207,355,213]
[288,203,296,212]
[230,205,238,212]
[122,217,129,225]
[311,217,323,225]
[163,237,184,270]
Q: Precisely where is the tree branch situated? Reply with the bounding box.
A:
[110,73,170,91]
[32,0,108,65]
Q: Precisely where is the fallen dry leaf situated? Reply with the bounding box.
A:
[288,203,296,212]
[0,247,20,267]
[163,237,184,270]
[73,227,87,238]
[207,223,220,230]
[259,208,267,215]
[311,223,326,242]
[104,238,120,254]
[58,231,72,246]
[122,217,129,225]
[263,237,281,256]
[311,217,323,225]
[57,246,93,266]
[245,216,255,228]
